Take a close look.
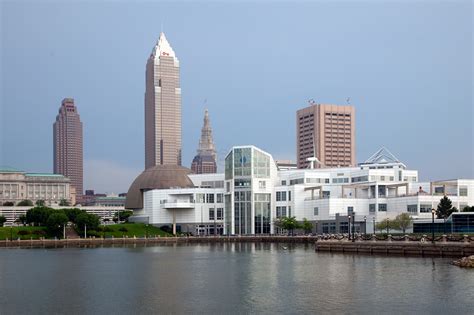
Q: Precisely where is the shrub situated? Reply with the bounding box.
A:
[104,226,113,232]
[17,230,30,235]
[118,227,128,232]
[32,230,47,236]
[86,231,101,237]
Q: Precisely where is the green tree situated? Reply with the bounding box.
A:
[35,200,45,207]
[59,199,70,206]
[26,206,54,226]
[2,201,14,206]
[113,210,134,223]
[462,206,474,212]
[301,218,313,234]
[75,212,100,235]
[392,213,413,233]
[63,208,83,223]
[0,215,6,227]
[46,212,68,237]
[436,196,455,219]
[17,199,33,206]
[376,219,392,234]
[279,216,300,235]
[18,214,27,226]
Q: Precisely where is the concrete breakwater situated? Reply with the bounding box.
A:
[0,235,318,248]
[314,241,474,257]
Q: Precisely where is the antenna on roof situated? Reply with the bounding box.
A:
[346,97,351,104]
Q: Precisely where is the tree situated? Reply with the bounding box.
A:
[0,215,6,227]
[63,208,83,223]
[46,212,68,237]
[113,210,133,223]
[462,206,474,212]
[2,201,14,206]
[59,199,70,206]
[17,199,33,206]
[376,219,392,234]
[75,212,100,234]
[35,200,45,207]
[436,196,455,219]
[279,216,300,235]
[18,214,27,226]
[392,213,413,234]
[26,206,54,226]
[301,218,313,234]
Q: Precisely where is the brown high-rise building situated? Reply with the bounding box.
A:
[191,109,217,174]
[145,32,182,169]
[296,102,355,168]
[53,98,83,203]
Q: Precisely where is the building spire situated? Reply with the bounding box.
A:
[198,108,216,160]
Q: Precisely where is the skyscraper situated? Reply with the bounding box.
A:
[296,102,355,168]
[145,32,182,169]
[191,109,217,174]
[53,98,83,203]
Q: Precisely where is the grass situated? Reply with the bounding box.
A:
[96,223,172,238]
[0,226,47,240]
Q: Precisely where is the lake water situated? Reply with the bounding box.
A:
[0,243,472,314]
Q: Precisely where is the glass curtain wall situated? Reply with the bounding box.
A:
[234,191,252,234]
[254,193,271,234]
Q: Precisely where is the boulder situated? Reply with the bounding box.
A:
[452,255,474,268]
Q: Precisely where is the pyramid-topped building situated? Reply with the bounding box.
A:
[191,109,217,174]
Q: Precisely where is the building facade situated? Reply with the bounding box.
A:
[126,145,474,235]
[53,98,83,203]
[145,32,182,168]
[191,109,217,174]
[0,167,73,206]
[296,102,355,168]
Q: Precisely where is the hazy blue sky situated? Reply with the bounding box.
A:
[1,0,472,193]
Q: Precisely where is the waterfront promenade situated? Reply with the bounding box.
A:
[1,235,473,257]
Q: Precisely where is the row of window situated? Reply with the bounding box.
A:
[195,193,224,203]
[276,191,291,201]
[209,208,224,220]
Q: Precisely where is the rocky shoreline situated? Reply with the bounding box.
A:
[452,255,474,268]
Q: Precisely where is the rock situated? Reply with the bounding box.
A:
[452,255,474,268]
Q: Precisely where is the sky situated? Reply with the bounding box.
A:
[1,0,473,194]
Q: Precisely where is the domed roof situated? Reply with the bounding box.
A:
[125,165,194,209]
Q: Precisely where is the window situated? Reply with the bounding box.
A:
[276,206,287,218]
[347,206,354,215]
[288,191,291,201]
[276,191,281,201]
[314,207,319,216]
[259,181,266,189]
[369,204,376,213]
[378,203,387,212]
[276,191,287,201]
[420,204,432,213]
[281,180,287,186]
[217,208,223,220]
[196,194,205,203]
[209,208,215,220]
[459,187,468,196]
[206,194,215,203]
[235,179,251,188]
[281,192,286,201]
[407,205,417,214]
[216,194,223,203]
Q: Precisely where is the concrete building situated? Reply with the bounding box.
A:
[145,32,182,168]
[191,109,217,174]
[297,101,355,168]
[53,98,83,203]
[126,145,474,235]
[0,166,73,206]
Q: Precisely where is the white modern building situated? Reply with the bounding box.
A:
[125,146,474,235]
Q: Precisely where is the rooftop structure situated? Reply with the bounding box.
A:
[191,109,217,174]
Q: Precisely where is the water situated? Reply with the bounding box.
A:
[0,243,472,314]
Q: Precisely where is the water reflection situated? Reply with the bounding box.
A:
[0,244,472,314]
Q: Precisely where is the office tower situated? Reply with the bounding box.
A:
[296,102,355,168]
[53,98,83,202]
[145,32,182,169]
[191,109,217,174]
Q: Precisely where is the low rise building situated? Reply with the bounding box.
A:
[0,167,73,206]
[125,146,474,235]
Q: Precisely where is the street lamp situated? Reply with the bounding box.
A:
[373,217,376,235]
[431,208,435,244]
[348,215,351,240]
[364,216,367,237]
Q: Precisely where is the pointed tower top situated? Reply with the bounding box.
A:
[151,32,176,59]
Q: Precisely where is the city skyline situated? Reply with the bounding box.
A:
[1,1,472,193]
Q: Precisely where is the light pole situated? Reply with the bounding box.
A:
[348,215,351,240]
[373,217,376,235]
[386,218,389,235]
[431,208,435,244]
[84,224,87,239]
[364,216,367,237]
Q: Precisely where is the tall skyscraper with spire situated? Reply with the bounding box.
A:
[53,98,83,203]
[145,32,182,169]
[191,109,217,174]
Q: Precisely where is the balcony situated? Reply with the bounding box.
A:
[162,200,195,209]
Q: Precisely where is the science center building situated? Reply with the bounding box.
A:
[125,146,474,235]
